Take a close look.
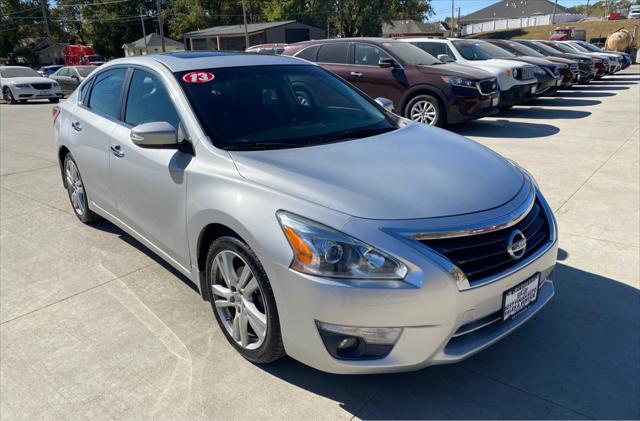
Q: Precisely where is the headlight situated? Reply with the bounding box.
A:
[14,84,30,88]
[442,75,476,88]
[511,68,520,78]
[277,211,408,280]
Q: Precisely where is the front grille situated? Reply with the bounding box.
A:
[31,83,51,90]
[569,63,579,74]
[418,198,550,284]
[477,78,498,95]
[515,66,534,80]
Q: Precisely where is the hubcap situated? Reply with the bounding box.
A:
[211,251,267,350]
[410,100,438,125]
[65,160,86,216]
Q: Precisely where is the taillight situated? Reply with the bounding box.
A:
[52,105,60,125]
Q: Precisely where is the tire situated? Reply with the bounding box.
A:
[49,98,60,103]
[206,236,285,364]
[500,104,514,111]
[404,94,445,127]
[63,154,100,224]
[3,87,16,104]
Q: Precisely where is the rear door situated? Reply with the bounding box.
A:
[315,42,351,80]
[68,67,127,214]
[108,67,192,269]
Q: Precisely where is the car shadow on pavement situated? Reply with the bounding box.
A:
[587,81,637,85]
[259,264,640,420]
[497,107,591,120]
[527,98,602,107]
[555,91,616,98]
[451,120,560,139]
[573,86,629,91]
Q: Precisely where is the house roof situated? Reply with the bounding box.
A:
[184,20,299,37]
[460,0,569,23]
[382,20,446,36]
[123,33,183,49]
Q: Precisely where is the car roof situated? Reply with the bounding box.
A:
[398,37,449,42]
[0,66,32,69]
[105,51,309,72]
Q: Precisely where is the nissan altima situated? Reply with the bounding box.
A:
[53,52,557,374]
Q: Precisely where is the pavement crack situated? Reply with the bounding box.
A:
[0,163,58,177]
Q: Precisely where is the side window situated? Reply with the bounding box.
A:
[317,43,349,64]
[58,68,69,77]
[78,78,93,105]
[124,69,180,130]
[295,45,320,62]
[416,42,447,58]
[354,44,390,66]
[87,68,127,119]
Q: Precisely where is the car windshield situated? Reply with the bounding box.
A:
[177,65,396,150]
[453,40,503,60]
[381,42,440,65]
[77,67,96,77]
[0,67,40,78]
[475,42,517,58]
[502,41,545,57]
[550,42,576,53]
[567,42,588,52]
[578,42,601,52]
[530,41,562,56]
[86,55,104,62]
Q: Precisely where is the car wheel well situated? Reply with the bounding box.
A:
[197,223,244,300]
[58,146,71,187]
[402,89,447,124]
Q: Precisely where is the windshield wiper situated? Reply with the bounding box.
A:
[309,127,395,145]
[223,142,304,151]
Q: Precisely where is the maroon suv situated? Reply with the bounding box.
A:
[282,38,500,127]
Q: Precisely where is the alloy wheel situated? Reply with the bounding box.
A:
[410,99,438,125]
[3,88,15,104]
[211,250,268,350]
[65,159,86,216]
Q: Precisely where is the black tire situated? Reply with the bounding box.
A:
[206,236,285,364]
[63,153,100,224]
[404,94,445,127]
[3,87,16,104]
[500,104,514,111]
[49,98,60,103]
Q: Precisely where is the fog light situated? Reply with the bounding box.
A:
[316,321,402,360]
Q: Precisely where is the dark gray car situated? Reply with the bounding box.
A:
[50,66,97,96]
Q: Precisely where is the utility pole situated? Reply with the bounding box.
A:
[450,0,455,37]
[457,7,461,37]
[551,0,558,24]
[156,0,166,52]
[586,0,590,17]
[40,0,51,43]
[139,5,148,55]
[241,0,250,49]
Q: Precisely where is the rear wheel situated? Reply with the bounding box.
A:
[404,94,445,127]
[3,87,16,104]
[63,154,100,224]
[206,236,285,364]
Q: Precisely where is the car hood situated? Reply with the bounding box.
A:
[468,58,531,71]
[230,123,525,220]
[509,56,553,66]
[4,76,56,85]
[415,62,495,80]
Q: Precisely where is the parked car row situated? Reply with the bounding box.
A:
[1,64,98,104]
[274,37,631,127]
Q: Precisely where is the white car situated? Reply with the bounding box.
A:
[398,38,539,108]
[0,66,62,104]
[629,5,640,19]
[560,41,622,73]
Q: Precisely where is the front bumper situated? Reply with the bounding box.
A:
[499,82,537,106]
[11,85,62,100]
[269,188,558,374]
[534,73,562,95]
[446,85,500,124]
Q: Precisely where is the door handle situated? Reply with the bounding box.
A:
[350,71,363,77]
[110,144,125,158]
[71,121,82,132]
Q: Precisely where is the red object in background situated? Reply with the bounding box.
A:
[608,12,621,20]
[62,44,106,66]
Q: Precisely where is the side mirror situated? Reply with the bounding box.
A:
[437,54,454,63]
[130,121,178,148]
[378,58,396,68]
[375,97,394,112]
[71,75,79,80]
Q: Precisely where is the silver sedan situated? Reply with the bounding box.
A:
[53,52,557,374]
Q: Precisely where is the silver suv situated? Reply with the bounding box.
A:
[53,52,557,374]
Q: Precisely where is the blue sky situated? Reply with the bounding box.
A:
[429,0,588,21]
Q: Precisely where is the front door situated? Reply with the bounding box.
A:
[108,68,192,270]
[347,43,405,107]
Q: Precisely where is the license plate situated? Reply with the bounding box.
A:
[491,96,499,106]
[40,91,50,95]
[502,273,540,321]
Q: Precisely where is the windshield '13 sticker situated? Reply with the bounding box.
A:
[182,71,215,83]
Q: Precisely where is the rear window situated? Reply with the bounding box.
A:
[87,68,126,119]
[295,45,320,61]
[317,43,349,64]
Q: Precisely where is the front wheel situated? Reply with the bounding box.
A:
[3,87,16,104]
[206,236,285,364]
[404,94,445,127]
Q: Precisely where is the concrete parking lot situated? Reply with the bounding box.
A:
[1,66,638,420]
